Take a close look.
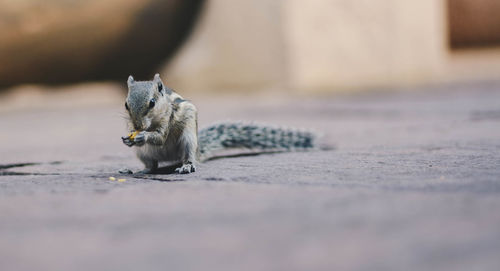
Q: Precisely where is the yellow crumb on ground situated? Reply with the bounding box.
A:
[118,179,126,182]
[109,177,116,181]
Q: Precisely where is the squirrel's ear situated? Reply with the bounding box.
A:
[127,75,135,86]
[154,73,161,81]
[154,73,164,95]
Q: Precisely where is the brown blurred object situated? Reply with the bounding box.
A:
[0,0,204,88]
[448,0,500,48]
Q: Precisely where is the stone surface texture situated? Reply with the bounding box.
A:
[1,81,500,270]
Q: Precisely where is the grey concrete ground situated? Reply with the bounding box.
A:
[1,81,500,271]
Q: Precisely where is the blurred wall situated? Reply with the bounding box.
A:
[164,0,447,93]
[164,0,287,91]
[3,0,500,93]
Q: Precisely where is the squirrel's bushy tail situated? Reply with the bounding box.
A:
[198,122,317,161]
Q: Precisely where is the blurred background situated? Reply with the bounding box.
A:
[1,0,500,95]
[2,2,500,270]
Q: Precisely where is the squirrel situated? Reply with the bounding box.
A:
[122,74,317,174]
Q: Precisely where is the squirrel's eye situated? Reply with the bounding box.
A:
[149,98,156,108]
[125,102,129,110]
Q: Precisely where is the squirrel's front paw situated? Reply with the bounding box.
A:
[133,131,146,146]
[121,136,135,147]
[175,162,196,174]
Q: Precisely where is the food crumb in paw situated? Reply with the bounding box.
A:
[128,131,139,140]
[109,177,116,181]
[118,178,126,182]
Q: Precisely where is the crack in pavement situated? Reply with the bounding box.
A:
[0,171,61,176]
[0,161,63,169]
[0,161,65,176]
[0,162,40,170]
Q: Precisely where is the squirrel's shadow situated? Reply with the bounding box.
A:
[119,163,188,182]
[119,163,182,176]
[132,163,183,175]
[151,164,182,175]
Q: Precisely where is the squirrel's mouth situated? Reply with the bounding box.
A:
[133,123,147,131]
[132,117,152,131]
[134,125,152,132]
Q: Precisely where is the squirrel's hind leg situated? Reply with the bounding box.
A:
[175,121,198,174]
[137,159,158,174]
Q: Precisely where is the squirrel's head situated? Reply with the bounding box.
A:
[125,73,169,131]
